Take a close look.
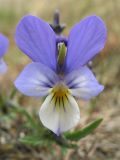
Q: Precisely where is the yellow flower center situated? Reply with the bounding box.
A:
[51,82,70,111]
[52,83,68,96]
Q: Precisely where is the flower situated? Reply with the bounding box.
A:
[0,34,9,74]
[14,15,107,136]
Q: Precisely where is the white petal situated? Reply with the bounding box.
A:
[39,93,80,135]
[65,66,104,100]
[0,58,7,74]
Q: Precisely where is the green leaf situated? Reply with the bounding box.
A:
[54,135,78,149]
[9,101,38,129]
[9,88,17,99]
[65,118,103,141]
[20,131,78,149]
[19,135,44,146]
[41,131,78,149]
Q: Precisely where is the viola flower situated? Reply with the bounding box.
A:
[14,15,107,136]
[0,34,9,74]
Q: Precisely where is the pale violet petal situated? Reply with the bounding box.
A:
[39,93,80,135]
[14,62,59,97]
[65,66,104,100]
[0,58,7,74]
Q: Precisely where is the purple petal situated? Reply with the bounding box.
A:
[65,16,107,73]
[15,15,57,71]
[65,66,104,100]
[0,34,9,58]
[14,62,59,97]
[0,58,7,74]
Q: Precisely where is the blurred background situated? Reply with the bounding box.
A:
[0,0,120,160]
